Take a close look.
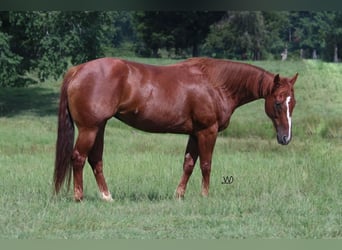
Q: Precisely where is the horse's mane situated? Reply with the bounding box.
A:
[184,57,275,98]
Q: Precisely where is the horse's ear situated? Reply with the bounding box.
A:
[274,74,280,84]
[290,73,299,86]
[273,74,280,90]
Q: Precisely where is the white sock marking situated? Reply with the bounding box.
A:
[101,192,113,202]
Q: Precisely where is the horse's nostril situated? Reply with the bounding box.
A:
[277,134,290,145]
[282,135,287,144]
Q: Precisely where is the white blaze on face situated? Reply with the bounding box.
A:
[285,96,292,142]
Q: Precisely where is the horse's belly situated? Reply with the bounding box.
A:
[114,109,192,134]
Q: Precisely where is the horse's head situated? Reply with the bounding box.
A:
[265,73,298,145]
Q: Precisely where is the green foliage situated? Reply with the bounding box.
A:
[203,11,270,60]
[0,11,121,86]
[55,12,110,65]
[262,11,291,59]
[0,12,68,84]
[134,11,225,57]
[202,11,340,61]
[4,12,65,82]
[287,11,335,59]
[321,12,342,61]
[0,30,22,87]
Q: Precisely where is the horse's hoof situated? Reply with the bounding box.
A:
[101,192,114,202]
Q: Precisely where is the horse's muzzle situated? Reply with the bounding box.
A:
[277,134,291,145]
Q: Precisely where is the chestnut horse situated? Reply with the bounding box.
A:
[54,57,298,201]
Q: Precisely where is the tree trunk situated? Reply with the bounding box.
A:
[152,47,159,58]
[281,47,288,61]
[192,42,199,57]
[312,49,317,59]
[334,45,338,62]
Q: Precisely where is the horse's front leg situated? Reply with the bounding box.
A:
[196,124,218,197]
[175,135,199,199]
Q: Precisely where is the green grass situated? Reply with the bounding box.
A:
[0,59,341,239]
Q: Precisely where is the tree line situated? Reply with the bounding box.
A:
[1,11,342,87]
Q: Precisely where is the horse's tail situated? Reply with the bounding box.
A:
[53,67,77,195]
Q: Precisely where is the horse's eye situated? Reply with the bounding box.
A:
[274,102,282,111]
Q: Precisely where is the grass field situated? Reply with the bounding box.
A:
[0,58,341,239]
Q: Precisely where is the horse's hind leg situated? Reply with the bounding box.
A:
[72,127,98,201]
[88,122,113,201]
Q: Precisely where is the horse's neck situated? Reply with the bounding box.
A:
[235,72,273,106]
[220,75,272,108]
